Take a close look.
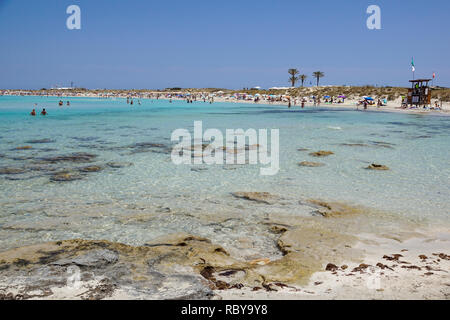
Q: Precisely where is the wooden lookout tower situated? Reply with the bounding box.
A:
[407,79,432,107]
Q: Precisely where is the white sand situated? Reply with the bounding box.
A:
[218,233,450,300]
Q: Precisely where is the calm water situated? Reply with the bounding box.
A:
[0,96,449,252]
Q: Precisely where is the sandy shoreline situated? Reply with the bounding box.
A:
[0,231,448,300]
[1,92,449,116]
[218,232,450,300]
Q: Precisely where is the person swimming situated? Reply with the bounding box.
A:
[67,101,70,106]
[58,100,63,106]
[41,108,47,116]
[30,109,36,116]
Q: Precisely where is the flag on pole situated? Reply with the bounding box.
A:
[433,72,436,79]
[411,58,415,72]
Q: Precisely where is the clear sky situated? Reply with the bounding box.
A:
[0,0,449,89]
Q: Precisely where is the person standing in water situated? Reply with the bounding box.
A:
[41,108,47,116]
[30,109,36,116]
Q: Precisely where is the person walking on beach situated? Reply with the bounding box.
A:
[41,108,47,116]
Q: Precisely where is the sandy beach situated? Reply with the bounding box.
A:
[2,87,449,115]
[218,233,450,300]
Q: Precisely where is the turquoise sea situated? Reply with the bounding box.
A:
[0,96,449,254]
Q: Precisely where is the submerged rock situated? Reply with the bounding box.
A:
[50,171,83,182]
[0,235,250,300]
[51,249,119,267]
[298,161,325,167]
[307,199,365,218]
[106,162,133,168]
[191,166,208,172]
[366,163,389,171]
[231,192,278,205]
[0,167,26,175]
[38,152,98,164]
[79,165,103,173]
[128,142,170,155]
[25,138,55,144]
[339,143,370,147]
[309,150,334,157]
[245,144,262,151]
[15,146,33,150]
[369,141,395,148]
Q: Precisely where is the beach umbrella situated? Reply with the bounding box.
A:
[364,97,374,101]
[324,95,331,99]
[338,95,346,98]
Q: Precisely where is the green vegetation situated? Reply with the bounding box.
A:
[312,71,325,87]
[299,75,307,87]
[288,69,299,87]
[3,86,449,102]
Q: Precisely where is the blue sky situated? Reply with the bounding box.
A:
[0,0,449,89]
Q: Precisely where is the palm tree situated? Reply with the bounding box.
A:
[288,68,299,87]
[312,71,324,87]
[299,74,307,87]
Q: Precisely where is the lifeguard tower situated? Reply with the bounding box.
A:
[407,79,432,107]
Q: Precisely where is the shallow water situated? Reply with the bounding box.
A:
[0,96,449,254]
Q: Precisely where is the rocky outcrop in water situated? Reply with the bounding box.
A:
[298,161,325,167]
[15,146,33,150]
[366,164,389,171]
[307,199,365,218]
[0,167,27,175]
[0,235,242,300]
[106,162,133,168]
[231,192,278,205]
[50,171,83,182]
[25,139,55,144]
[36,152,98,164]
[309,151,334,157]
[79,165,103,173]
